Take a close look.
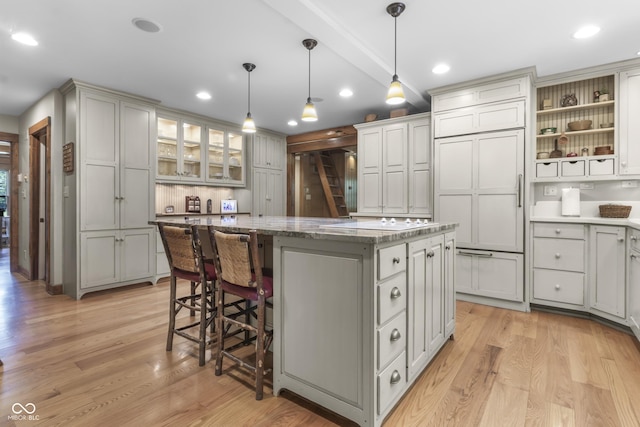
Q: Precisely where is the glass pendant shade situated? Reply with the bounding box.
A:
[301,98,318,122]
[386,75,406,105]
[242,113,256,133]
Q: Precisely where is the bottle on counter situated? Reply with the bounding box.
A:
[581,147,589,157]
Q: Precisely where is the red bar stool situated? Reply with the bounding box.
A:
[158,223,216,366]
[208,228,273,400]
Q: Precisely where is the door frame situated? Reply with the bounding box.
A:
[29,117,56,292]
[0,131,19,273]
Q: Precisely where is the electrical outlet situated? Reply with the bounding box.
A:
[543,185,557,196]
[579,183,594,190]
[622,180,638,188]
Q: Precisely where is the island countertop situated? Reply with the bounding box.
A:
[150,215,457,244]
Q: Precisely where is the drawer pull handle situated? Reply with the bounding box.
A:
[390,287,402,299]
[555,253,561,259]
[555,284,560,290]
[392,257,401,264]
[390,370,401,385]
[390,329,401,342]
[555,229,561,234]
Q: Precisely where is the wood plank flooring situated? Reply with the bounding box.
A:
[1,260,640,426]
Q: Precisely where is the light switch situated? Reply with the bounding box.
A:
[543,186,557,196]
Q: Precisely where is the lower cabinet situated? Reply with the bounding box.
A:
[456,249,523,302]
[80,228,154,292]
[589,225,626,321]
[629,243,640,341]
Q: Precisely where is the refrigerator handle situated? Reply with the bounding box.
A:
[517,174,523,208]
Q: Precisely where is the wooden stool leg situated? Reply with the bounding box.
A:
[255,293,265,400]
[215,290,224,376]
[167,276,177,351]
[190,281,196,316]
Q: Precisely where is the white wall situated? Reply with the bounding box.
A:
[18,89,64,285]
[0,115,19,134]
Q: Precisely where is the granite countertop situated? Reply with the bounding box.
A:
[150,216,457,244]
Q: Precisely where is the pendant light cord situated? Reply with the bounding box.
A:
[393,15,397,76]
[247,71,251,113]
[308,48,312,99]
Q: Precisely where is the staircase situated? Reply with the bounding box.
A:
[314,152,349,218]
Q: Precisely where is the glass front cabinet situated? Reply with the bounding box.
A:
[156,114,245,186]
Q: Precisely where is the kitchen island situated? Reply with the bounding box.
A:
[152,216,457,426]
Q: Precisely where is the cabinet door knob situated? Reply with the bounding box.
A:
[555,284,560,290]
[390,287,402,299]
[446,244,451,250]
[555,253,561,259]
[390,370,401,385]
[621,161,627,167]
[631,254,637,260]
[631,236,638,241]
[392,257,401,264]
[555,229,561,234]
[618,237,625,242]
[390,329,401,342]
[427,251,435,258]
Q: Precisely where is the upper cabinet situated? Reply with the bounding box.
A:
[619,67,640,176]
[355,113,431,216]
[156,110,246,187]
[534,74,616,181]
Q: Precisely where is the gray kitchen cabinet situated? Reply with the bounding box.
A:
[355,113,431,216]
[619,67,640,175]
[590,225,627,321]
[61,80,157,299]
[629,229,640,341]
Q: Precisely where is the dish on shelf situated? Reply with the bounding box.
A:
[540,127,557,134]
[600,123,614,128]
[560,93,578,107]
[537,152,550,159]
[594,145,613,155]
[567,120,592,131]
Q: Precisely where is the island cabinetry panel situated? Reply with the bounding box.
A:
[355,113,431,216]
[629,228,640,341]
[273,227,454,427]
[619,67,640,175]
[531,223,586,308]
[589,225,626,321]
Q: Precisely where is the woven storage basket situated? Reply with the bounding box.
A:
[599,204,632,218]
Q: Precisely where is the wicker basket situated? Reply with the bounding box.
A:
[599,204,632,218]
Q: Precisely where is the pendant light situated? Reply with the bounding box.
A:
[301,38,318,122]
[242,62,256,133]
[385,2,406,105]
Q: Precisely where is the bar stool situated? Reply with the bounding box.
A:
[208,228,273,400]
[158,223,216,366]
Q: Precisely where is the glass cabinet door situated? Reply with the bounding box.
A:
[227,132,244,183]
[208,128,225,181]
[182,122,202,180]
[157,118,178,178]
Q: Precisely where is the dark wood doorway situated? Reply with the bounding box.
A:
[0,131,19,273]
[29,117,56,293]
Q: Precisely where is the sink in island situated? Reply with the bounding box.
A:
[151,216,457,426]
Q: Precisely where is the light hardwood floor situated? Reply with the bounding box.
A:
[1,258,640,426]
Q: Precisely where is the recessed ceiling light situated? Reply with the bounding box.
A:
[132,18,162,33]
[432,64,450,74]
[288,120,298,126]
[196,92,211,100]
[11,32,38,46]
[573,25,600,39]
[339,88,353,97]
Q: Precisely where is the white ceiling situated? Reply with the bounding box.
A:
[2,0,640,135]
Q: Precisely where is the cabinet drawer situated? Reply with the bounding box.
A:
[560,160,585,177]
[378,276,406,325]
[378,244,406,280]
[377,351,406,415]
[533,223,585,239]
[589,158,614,176]
[533,268,584,305]
[536,162,558,178]
[377,312,406,370]
[533,238,585,272]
